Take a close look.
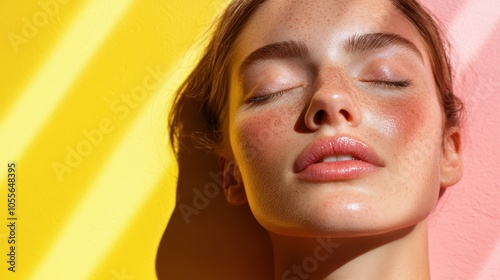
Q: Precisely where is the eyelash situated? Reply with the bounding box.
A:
[246,80,411,105]
[247,88,295,105]
[370,80,411,88]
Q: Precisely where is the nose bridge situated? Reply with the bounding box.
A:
[304,66,361,130]
[318,67,352,95]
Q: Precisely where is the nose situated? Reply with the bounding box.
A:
[304,71,361,131]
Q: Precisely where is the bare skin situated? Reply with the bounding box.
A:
[269,222,429,279]
[221,0,462,279]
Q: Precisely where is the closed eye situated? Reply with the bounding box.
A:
[246,87,297,105]
[369,80,411,88]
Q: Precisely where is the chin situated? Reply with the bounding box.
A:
[255,202,434,238]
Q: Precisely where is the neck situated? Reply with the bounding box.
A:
[270,221,430,280]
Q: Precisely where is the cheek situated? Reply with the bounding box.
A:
[366,89,444,184]
[231,110,291,168]
[229,109,298,219]
[379,92,443,201]
[371,92,442,149]
[397,96,442,156]
[398,98,441,171]
[391,100,425,142]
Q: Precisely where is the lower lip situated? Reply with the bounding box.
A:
[295,160,380,182]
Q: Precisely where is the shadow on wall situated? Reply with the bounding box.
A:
[155,99,274,279]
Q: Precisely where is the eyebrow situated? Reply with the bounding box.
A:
[343,32,423,60]
[238,32,422,77]
[238,40,309,77]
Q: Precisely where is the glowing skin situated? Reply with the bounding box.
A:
[221,0,462,279]
[230,0,441,237]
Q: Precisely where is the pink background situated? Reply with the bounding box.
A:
[421,0,500,279]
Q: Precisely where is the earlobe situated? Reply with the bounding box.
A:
[440,127,463,187]
[220,157,247,206]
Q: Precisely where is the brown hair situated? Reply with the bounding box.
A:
[168,0,463,157]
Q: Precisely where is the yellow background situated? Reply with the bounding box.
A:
[0,0,228,279]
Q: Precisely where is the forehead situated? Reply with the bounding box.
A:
[233,0,428,65]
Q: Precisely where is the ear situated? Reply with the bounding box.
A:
[440,127,463,188]
[219,157,247,206]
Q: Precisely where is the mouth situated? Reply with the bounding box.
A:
[294,136,384,182]
[316,154,360,163]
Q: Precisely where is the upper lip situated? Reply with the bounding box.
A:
[293,136,384,173]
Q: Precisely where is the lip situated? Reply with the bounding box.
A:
[294,136,384,182]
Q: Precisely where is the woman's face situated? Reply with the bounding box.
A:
[226,0,451,237]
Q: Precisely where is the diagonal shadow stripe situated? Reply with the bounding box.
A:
[0,0,136,178]
[29,43,203,279]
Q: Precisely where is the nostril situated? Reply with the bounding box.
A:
[339,109,351,121]
[314,110,325,125]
